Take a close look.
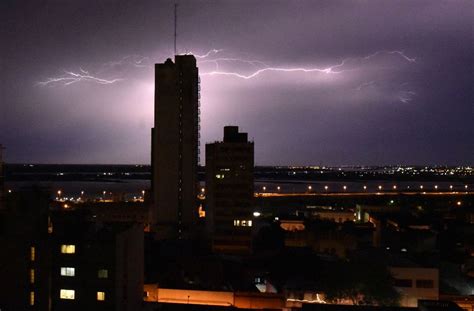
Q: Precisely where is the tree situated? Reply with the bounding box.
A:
[323,261,400,306]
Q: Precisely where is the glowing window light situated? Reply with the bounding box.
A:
[98,269,108,279]
[30,246,35,261]
[61,245,75,254]
[30,291,35,306]
[60,267,75,277]
[60,289,75,300]
[97,291,105,301]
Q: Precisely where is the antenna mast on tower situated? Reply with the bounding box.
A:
[174,3,178,55]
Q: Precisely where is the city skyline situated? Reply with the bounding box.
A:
[1,0,473,165]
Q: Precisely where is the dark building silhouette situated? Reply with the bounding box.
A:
[151,55,200,239]
[0,144,4,210]
[0,189,144,311]
[206,126,254,254]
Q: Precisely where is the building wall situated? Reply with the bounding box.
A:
[206,127,254,254]
[143,285,285,309]
[152,55,199,239]
[0,189,52,311]
[115,224,144,311]
[0,145,4,210]
[390,266,439,307]
[314,211,355,223]
[50,213,143,311]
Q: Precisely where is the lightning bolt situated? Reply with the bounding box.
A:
[38,49,416,87]
[201,63,346,79]
[187,49,224,58]
[101,55,151,69]
[199,50,415,80]
[398,90,417,103]
[364,50,416,63]
[37,70,122,86]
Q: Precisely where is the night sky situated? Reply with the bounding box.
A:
[1,0,472,165]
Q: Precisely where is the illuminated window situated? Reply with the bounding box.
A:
[30,291,35,306]
[60,289,75,300]
[97,291,105,301]
[30,269,35,284]
[61,244,75,254]
[60,267,75,277]
[30,246,35,261]
[98,269,108,279]
[234,220,253,227]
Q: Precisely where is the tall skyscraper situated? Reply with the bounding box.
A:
[151,55,200,239]
[206,126,254,254]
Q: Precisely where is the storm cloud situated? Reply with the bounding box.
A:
[1,0,472,165]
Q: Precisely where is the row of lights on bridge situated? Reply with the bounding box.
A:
[5,185,470,196]
[260,184,469,192]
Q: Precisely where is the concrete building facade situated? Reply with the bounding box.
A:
[151,55,200,239]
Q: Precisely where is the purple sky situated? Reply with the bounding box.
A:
[1,0,473,165]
